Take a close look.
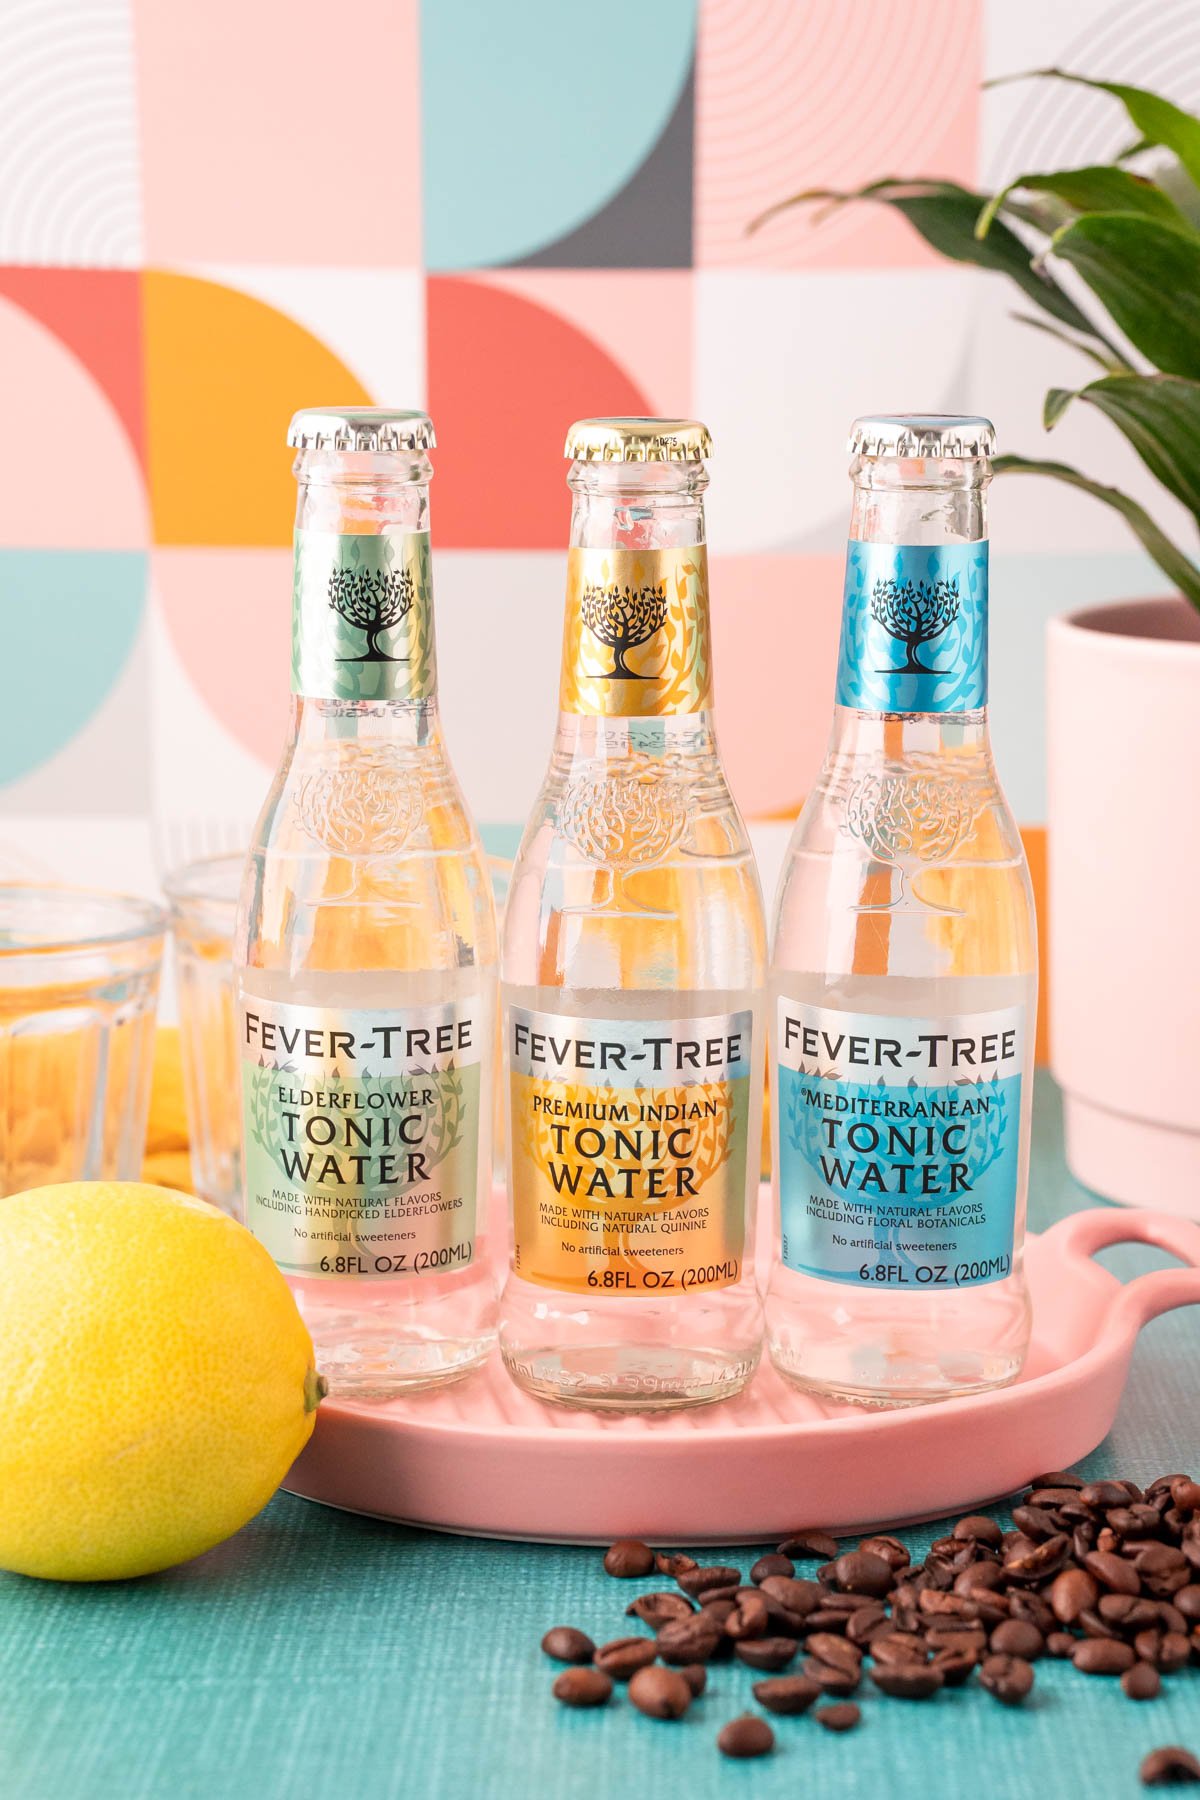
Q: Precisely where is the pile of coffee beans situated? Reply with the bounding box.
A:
[542,1473,1200,1780]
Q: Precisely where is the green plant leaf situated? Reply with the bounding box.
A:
[993,70,1200,188]
[1010,311,1122,373]
[994,453,1200,606]
[1048,213,1200,378]
[749,179,1099,337]
[977,166,1188,239]
[1042,373,1200,519]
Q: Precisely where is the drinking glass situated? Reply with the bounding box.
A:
[0,886,165,1195]
[164,854,243,1214]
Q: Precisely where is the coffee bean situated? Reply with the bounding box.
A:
[1028,1486,1090,1507]
[678,1663,706,1696]
[676,1564,741,1598]
[1123,1662,1162,1701]
[759,1575,820,1617]
[626,1592,694,1628]
[716,1715,774,1758]
[806,1634,862,1676]
[1085,1549,1142,1596]
[815,1702,861,1732]
[695,1584,739,1607]
[990,1619,1044,1661]
[1012,1504,1063,1541]
[553,1667,612,1707]
[603,1539,655,1579]
[656,1617,722,1666]
[1082,1480,1141,1507]
[593,1637,658,1681]
[859,1534,911,1571]
[1098,1594,1158,1630]
[1004,1533,1070,1581]
[1171,1480,1200,1516]
[979,1652,1035,1704]
[628,1665,692,1720]
[956,1561,1006,1595]
[870,1661,945,1699]
[803,1657,860,1697]
[1046,1631,1077,1658]
[698,1597,736,1629]
[930,1649,977,1687]
[1174,1586,1200,1624]
[845,1603,889,1645]
[953,1515,1005,1548]
[1138,1545,1192,1596]
[1159,1632,1193,1673]
[1073,1637,1136,1675]
[1079,1607,1123,1641]
[724,1592,769,1641]
[832,1550,894,1597]
[1009,1590,1054,1634]
[871,1631,928,1665]
[541,1626,595,1664]
[1028,1469,1086,1490]
[1140,1745,1200,1786]
[920,1589,979,1620]
[1157,1602,1189,1634]
[778,1529,839,1561]
[654,1551,697,1578]
[752,1674,820,1715]
[733,1636,798,1672]
[750,1553,794,1584]
[924,1626,986,1655]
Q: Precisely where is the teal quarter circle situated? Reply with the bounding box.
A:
[421,0,696,270]
[0,549,146,786]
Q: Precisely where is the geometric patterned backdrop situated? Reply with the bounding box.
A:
[3,0,1200,1060]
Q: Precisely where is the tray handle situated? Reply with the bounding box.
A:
[1045,1206,1200,1330]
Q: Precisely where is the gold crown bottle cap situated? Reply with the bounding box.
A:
[564,417,713,463]
[848,414,995,458]
[287,407,436,452]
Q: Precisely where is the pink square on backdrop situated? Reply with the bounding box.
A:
[134,0,421,265]
[696,0,982,269]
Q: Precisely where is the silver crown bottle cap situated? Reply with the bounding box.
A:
[848,414,995,458]
[287,407,436,452]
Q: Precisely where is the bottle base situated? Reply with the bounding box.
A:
[500,1343,759,1413]
[313,1329,495,1403]
[768,1343,1024,1409]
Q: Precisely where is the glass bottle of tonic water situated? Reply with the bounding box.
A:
[500,417,766,1411]
[768,415,1036,1405]
[235,408,498,1398]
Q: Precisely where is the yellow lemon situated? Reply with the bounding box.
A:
[0,1181,324,1581]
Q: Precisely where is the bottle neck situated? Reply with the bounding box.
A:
[835,452,990,725]
[290,448,439,717]
[557,462,714,735]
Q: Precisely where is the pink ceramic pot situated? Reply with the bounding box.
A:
[1047,596,1200,1215]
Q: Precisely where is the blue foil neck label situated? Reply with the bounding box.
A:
[776,999,1025,1291]
[835,540,988,713]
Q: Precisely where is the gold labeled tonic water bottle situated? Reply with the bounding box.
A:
[235,408,498,1397]
[500,417,766,1410]
[768,415,1037,1404]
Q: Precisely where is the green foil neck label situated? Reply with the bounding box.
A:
[292,529,436,702]
[239,995,482,1281]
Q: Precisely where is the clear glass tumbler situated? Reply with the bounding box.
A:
[164,853,242,1214]
[0,885,165,1195]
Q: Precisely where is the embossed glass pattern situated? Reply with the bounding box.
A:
[767,426,1037,1405]
[500,430,766,1411]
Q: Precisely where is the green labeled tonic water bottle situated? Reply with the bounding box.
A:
[235,408,498,1398]
[768,415,1037,1405]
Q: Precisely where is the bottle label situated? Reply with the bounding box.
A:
[292,529,437,702]
[559,546,712,716]
[835,541,988,713]
[776,999,1024,1290]
[239,996,481,1281]
[507,1005,751,1294]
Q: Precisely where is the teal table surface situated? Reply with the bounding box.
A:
[2,1075,1198,1800]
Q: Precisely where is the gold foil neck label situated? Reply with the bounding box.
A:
[559,546,713,716]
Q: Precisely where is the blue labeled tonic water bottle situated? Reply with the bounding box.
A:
[767,415,1037,1404]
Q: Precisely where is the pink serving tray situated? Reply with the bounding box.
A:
[285,1206,1200,1543]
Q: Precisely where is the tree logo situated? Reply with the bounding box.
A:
[870,575,960,674]
[329,566,414,663]
[580,581,667,678]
